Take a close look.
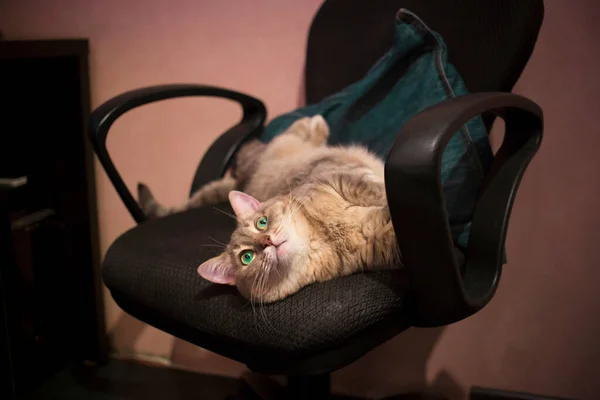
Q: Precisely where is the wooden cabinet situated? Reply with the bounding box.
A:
[0,40,107,399]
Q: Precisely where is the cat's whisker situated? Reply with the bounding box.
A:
[278,201,300,235]
[258,280,269,327]
[250,272,260,309]
[254,269,265,326]
[290,184,311,214]
[286,183,304,211]
[278,188,297,230]
[251,258,273,332]
[289,197,308,220]
[207,236,227,247]
[280,196,294,226]
[278,187,307,235]
[281,195,310,232]
[278,203,294,231]
[291,181,309,206]
[258,261,276,332]
[275,199,306,237]
[273,262,282,279]
[249,273,262,334]
[212,207,241,223]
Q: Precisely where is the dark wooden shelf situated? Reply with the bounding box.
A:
[0,39,107,400]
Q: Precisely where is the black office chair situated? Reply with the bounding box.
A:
[89,1,544,399]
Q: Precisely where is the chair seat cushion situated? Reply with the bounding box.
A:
[103,205,410,373]
[261,9,493,249]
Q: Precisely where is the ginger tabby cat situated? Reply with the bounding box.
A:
[138,116,401,302]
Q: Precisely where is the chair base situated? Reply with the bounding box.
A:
[230,373,448,400]
[231,373,340,400]
[231,378,567,400]
[231,374,569,400]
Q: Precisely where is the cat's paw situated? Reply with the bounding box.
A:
[287,115,329,146]
[308,115,329,146]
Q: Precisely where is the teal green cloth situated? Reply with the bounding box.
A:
[260,9,493,250]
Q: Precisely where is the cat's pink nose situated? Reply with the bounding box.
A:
[257,234,273,248]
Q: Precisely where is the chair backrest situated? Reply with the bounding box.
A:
[305,0,544,104]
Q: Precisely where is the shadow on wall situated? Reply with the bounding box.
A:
[333,327,461,399]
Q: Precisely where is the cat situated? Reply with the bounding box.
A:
[138,115,401,302]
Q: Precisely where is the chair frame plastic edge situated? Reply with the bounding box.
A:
[88,84,267,224]
[385,92,543,327]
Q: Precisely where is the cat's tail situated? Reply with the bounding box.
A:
[137,176,237,219]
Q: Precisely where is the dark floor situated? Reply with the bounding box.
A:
[21,359,364,400]
[17,358,571,400]
[23,359,244,400]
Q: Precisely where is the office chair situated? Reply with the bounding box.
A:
[88,1,544,398]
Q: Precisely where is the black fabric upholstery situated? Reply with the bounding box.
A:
[305,0,544,104]
[103,205,410,373]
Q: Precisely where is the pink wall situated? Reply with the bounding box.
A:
[2,0,600,399]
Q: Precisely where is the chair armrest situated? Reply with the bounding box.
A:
[385,92,543,327]
[89,84,267,224]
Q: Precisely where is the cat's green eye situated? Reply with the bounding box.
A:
[255,216,268,231]
[240,250,255,265]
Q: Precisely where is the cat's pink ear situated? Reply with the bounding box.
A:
[197,253,236,285]
[229,191,260,218]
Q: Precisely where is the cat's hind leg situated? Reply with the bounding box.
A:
[264,115,330,161]
[138,175,237,219]
[284,115,329,146]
